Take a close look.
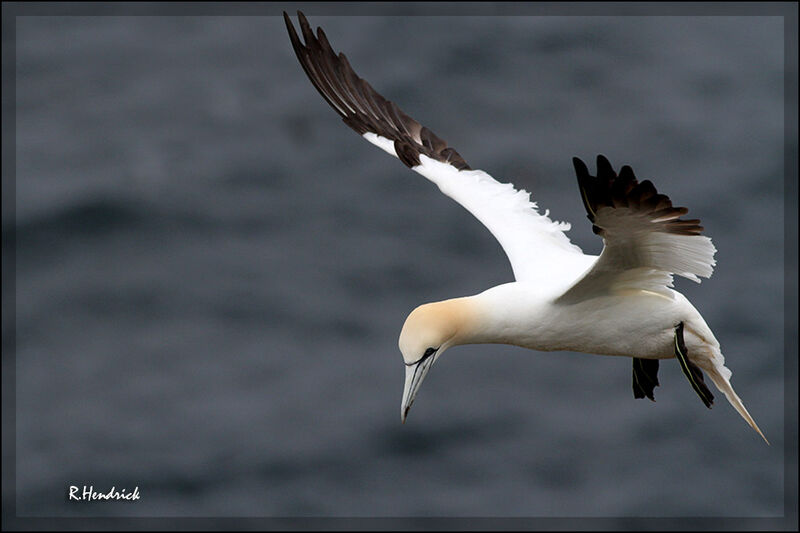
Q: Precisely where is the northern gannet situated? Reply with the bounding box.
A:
[284,12,767,443]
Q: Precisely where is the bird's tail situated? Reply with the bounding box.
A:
[700,352,768,444]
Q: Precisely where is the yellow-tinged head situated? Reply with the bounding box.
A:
[398,298,477,422]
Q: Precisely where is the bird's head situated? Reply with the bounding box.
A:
[398,298,477,423]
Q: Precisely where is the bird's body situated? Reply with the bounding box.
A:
[462,282,707,359]
[284,12,767,442]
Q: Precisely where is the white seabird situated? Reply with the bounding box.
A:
[284,12,767,443]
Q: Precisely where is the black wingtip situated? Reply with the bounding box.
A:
[284,11,303,51]
[283,11,294,33]
[572,157,589,177]
[619,165,636,180]
[285,11,472,172]
[596,154,615,179]
[297,11,315,44]
[573,156,596,221]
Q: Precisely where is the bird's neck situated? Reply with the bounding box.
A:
[413,297,480,348]
[416,283,556,351]
[429,291,525,348]
[446,284,556,349]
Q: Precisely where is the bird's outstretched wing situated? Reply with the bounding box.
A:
[557,155,716,303]
[285,12,586,283]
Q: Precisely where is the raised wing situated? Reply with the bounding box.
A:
[557,155,717,303]
[284,12,585,283]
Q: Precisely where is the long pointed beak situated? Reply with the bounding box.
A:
[401,355,436,423]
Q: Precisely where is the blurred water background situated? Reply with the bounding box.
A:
[9,9,789,520]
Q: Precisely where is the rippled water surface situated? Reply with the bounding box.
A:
[11,12,787,519]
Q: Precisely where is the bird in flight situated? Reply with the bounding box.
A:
[284,12,767,443]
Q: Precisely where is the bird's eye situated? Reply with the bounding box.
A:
[423,347,437,358]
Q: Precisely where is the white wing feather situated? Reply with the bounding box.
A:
[364,133,587,283]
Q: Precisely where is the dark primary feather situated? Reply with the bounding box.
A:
[572,155,704,237]
[284,11,471,171]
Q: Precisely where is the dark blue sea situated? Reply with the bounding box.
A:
[9,9,790,522]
